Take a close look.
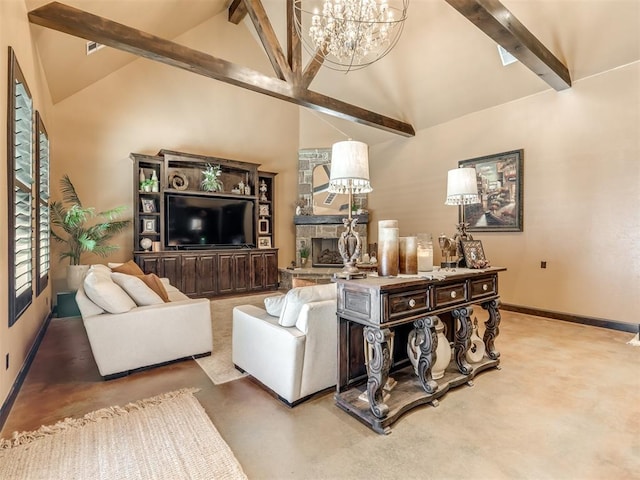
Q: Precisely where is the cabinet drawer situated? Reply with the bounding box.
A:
[433,282,467,308]
[387,289,429,321]
[470,276,496,299]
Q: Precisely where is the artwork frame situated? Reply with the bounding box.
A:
[141,198,155,213]
[258,236,272,249]
[258,218,270,234]
[461,239,489,269]
[458,149,523,232]
[141,218,157,234]
[259,204,270,216]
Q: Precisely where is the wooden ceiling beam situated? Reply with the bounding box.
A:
[445,0,571,91]
[28,2,415,137]
[242,0,293,82]
[287,0,302,81]
[228,0,247,25]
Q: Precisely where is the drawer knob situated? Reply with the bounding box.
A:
[450,291,457,299]
[408,298,416,308]
[482,284,488,291]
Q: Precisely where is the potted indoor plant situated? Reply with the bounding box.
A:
[202,163,223,192]
[50,175,131,289]
[299,244,310,267]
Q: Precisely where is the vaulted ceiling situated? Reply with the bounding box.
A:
[25,0,640,145]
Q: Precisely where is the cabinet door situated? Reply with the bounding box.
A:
[234,252,250,293]
[263,251,279,289]
[180,255,198,296]
[250,253,264,290]
[197,254,217,297]
[218,253,236,295]
[160,255,182,291]
[136,256,160,276]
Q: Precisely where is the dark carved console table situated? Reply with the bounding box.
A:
[334,267,506,434]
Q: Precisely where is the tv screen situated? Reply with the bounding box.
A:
[166,194,255,248]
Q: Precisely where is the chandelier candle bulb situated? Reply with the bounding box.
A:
[378,220,399,277]
[399,236,418,274]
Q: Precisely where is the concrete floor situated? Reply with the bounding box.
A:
[2,310,639,479]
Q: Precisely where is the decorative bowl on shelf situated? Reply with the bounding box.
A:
[140,238,153,251]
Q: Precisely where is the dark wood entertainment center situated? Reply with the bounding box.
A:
[131,149,278,297]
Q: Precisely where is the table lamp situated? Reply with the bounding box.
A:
[444,167,480,267]
[329,140,372,278]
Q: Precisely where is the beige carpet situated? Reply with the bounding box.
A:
[0,389,246,480]
[196,292,281,384]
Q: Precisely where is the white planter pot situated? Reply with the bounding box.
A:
[67,265,90,290]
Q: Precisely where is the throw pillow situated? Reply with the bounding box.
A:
[111,272,164,306]
[278,283,337,327]
[264,294,286,317]
[83,271,137,314]
[134,273,170,303]
[110,260,144,276]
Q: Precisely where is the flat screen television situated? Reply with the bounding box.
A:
[166,194,255,249]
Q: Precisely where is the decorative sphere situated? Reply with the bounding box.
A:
[140,238,152,251]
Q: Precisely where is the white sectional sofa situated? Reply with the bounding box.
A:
[232,282,338,405]
[75,263,212,378]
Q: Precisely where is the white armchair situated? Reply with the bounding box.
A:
[232,283,337,405]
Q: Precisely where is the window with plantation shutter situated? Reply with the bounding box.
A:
[8,47,34,325]
[36,112,50,295]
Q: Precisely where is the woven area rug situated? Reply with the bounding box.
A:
[0,389,246,480]
[196,292,279,384]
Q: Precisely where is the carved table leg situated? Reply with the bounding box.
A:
[481,298,501,360]
[413,316,439,394]
[364,326,393,419]
[452,306,473,375]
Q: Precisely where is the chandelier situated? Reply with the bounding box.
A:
[294,0,409,72]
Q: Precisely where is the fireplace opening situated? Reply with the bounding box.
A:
[312,238,343,267]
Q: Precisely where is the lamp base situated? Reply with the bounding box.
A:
[334,262,367,280]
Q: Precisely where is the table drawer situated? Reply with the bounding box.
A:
[387,289,429,321]
[470,276,496,299]
[433,282,467,308]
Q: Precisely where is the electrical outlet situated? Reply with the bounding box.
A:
[540,261,547,269]
[5,353,8,370]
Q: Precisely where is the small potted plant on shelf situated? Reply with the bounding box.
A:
[51,175,131,289]
[140,178,154,192]
[202,163,223,192]
[300,244,310,267]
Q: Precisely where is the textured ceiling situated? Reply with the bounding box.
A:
[27,0,640,144]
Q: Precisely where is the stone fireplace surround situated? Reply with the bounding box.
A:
[295,149,368,266]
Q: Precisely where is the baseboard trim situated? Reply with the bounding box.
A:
[501,304,639,334]
[0,313,52,432]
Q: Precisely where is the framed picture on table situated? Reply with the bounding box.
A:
[461,240,490,269]
[258,219,270,234]
[458,149,523,232]
[141,218,157,234]
[258,237,272,249]
[141,198,155,213]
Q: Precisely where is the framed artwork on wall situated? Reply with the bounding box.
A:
[458,149,523,232]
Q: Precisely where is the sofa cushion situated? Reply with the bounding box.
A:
[135,273,170,302]
[75,284,106,317]
[111,272,165,306]
[110,260,144,276]
[264,294,286,317]
[83,271,137,314]
[278,283,337,327]
[89,264,112,278]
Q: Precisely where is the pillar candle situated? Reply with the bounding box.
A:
[417,233,434,272]
[378,220,399,277]
[399,236,418,274]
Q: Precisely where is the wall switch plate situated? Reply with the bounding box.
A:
[541,261,547,269]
